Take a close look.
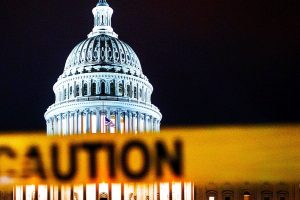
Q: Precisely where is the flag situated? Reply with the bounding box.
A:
[105,117,115,127]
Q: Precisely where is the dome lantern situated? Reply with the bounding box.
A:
[88,0,118,38]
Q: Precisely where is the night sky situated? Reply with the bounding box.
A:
[0,0,299,131]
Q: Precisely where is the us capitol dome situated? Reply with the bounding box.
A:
[44,0,162,135]
[14,1,194,200]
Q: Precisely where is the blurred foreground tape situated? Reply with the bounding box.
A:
[0,125,300,186]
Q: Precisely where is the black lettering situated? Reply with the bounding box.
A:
[0,146,16,158]
[23,146,46,179]
[106,143,116,178]
[121,141,150,179]
[51,144,77,181]
[82,142,116,179]
[156,140,182,177]
[0,146,17,176]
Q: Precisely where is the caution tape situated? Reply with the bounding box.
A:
[0,125,300,187]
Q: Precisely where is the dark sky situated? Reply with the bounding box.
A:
[0,0,299,131]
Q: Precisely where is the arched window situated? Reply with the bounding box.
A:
[64,88,67,100]
[70,86,73,96]
[277,191,288,200]
[91,82,97,96]
[127,84,131,97]
[261,191,272,200]
[101,82,106,95]
[110,81,115,96]
[207,190,217,200]
[139,88,143,100]
[119,83,124,96]
[75,85,80,97]
[83,83,88,96]
[223,190,234,200]
[134,86,137,98]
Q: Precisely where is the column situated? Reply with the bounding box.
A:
[144,114,147,133]
[150,116,153,133]
[79,82,83,96]
[53,116,57,135]
[85,109,90,133]
[128,111,132,133]
[96,109,101,133]
[132,113,136,133]
[137,112,141,133]
[46,120,49,134]
[124,111,129,133]
[67,83,70,100]
[66,112,70,135]
[107,109,111,133]
[116,110,121,133]
[78,111,82,134]
[74,110,79,134]
[59,113,63,135]
[152,118,156,133]
[70,112,74,135]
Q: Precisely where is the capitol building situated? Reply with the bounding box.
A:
[14,0,193,199]
[11,0,299,200]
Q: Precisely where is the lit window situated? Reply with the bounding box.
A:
[243,192,251,200]
[206,190,218,200]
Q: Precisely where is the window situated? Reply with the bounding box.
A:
[91,82,96,95]
[277,191,288,200]
[83,83,88,96]
[75,85,79,97]
[64,88,67,100]
[110,81,115,96]
[243,192,251,200]
[207,190,217,200]
[262,191,272,200]
[134,87,137,98]
[127,84,131,97]
[223,190,233,200]
[101,82,106,95]
[70,86,73,96]
[119,83,124,96]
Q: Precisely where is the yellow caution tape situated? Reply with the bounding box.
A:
[0,125,300,187]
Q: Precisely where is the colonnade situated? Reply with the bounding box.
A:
[15,182,194,200]
[46,109,160,135]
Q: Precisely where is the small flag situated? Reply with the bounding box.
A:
[105,117,115,127]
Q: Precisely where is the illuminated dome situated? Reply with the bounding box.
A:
[62,34,145,80]
[44,0,162,135]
